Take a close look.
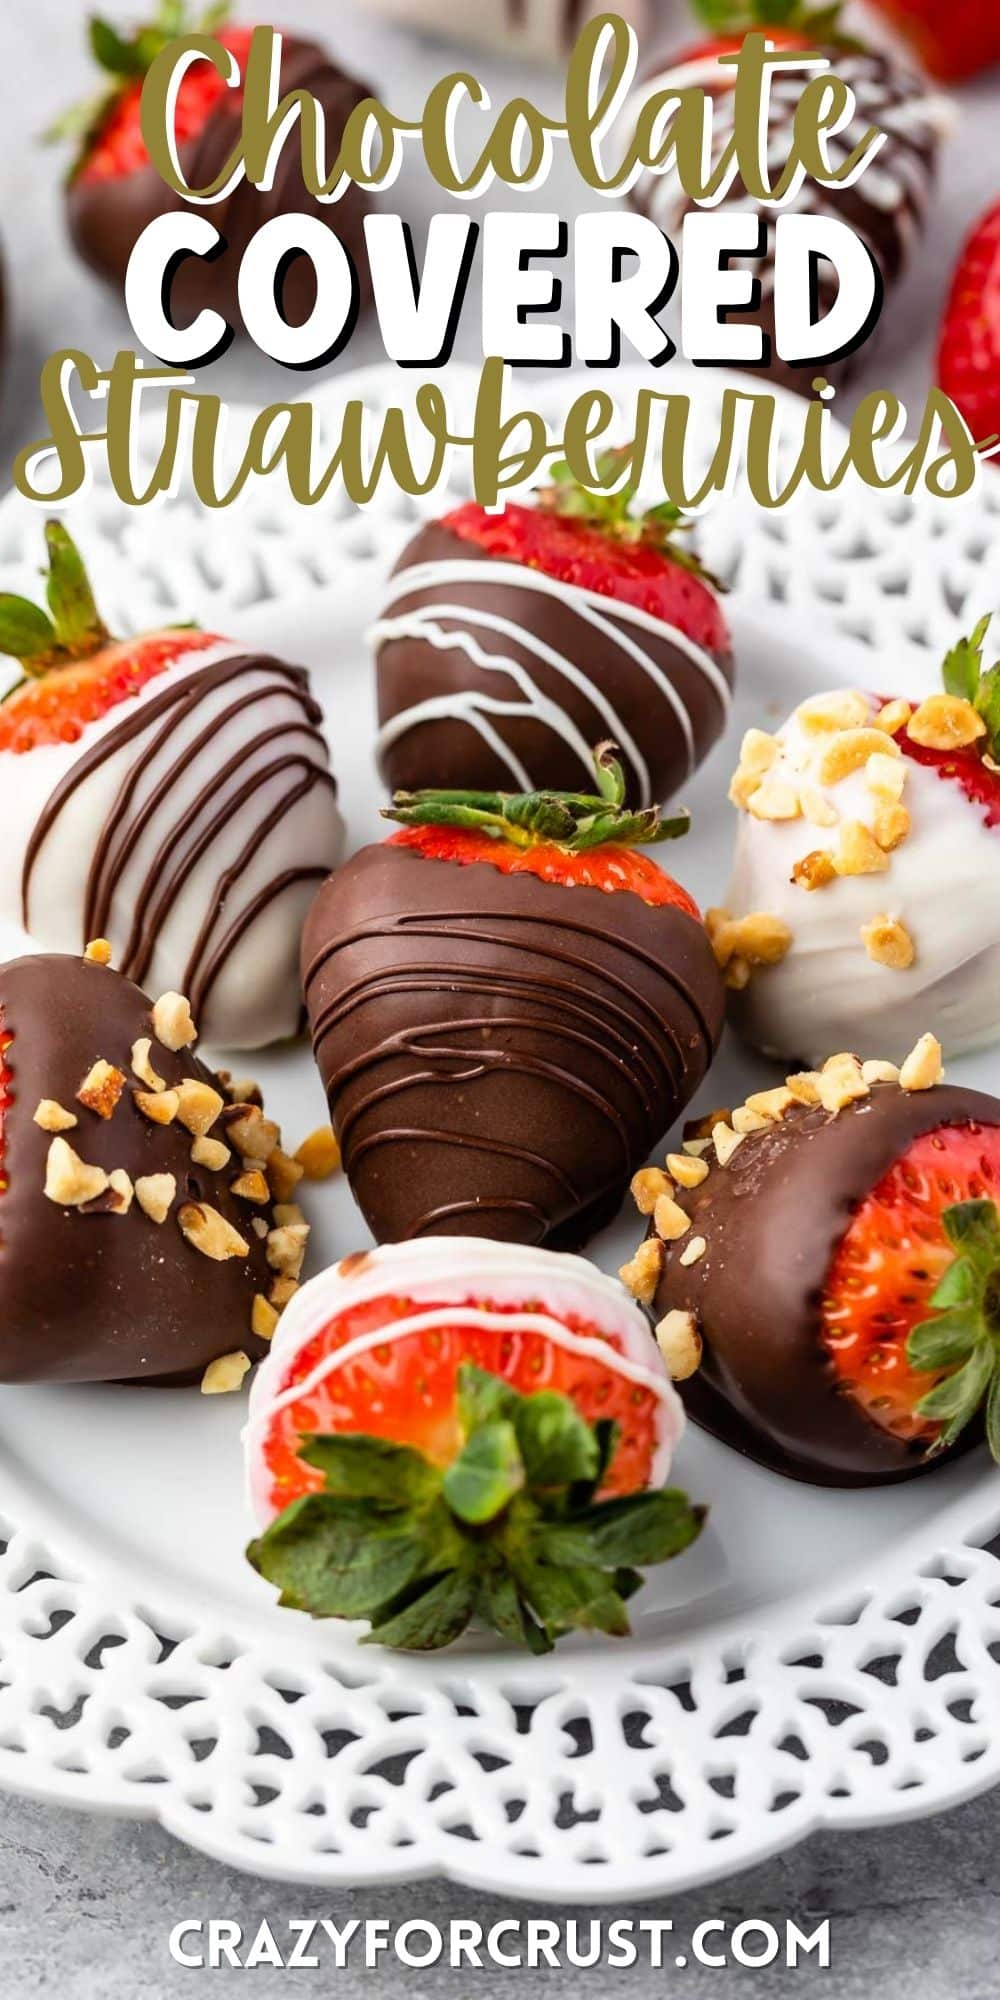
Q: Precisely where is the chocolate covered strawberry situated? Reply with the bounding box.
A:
[938,202,1000,450]
[626,0,948,393]
[623,1036,1000,1484]
[373,460,734,808]
[246,1238,702,1652]
[0,519,342,1048]
[49,3,372,328]
[0,946,310,1385]
[720,618,1000,1065]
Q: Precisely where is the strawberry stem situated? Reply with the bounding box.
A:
[0,520,111,678]
[908,1198,1000,1462]
[247,1363,705,1652]
[45,1,231,170]
[540,449,726,590]
[689,0,846,38]
[382,741,691,852]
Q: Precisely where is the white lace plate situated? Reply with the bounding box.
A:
[0,364,998,1899]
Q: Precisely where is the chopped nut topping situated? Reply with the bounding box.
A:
[729,765,764,809]
[174,1079,224,1138]
[654,1193,691,1242]
[682,1138,712,1158]
[873,698,912,737]
[107,1169,134,1215]
[222,1076,263,1107]
[266,1146,305,1203]
[798,690,870,735]
[873,802,911,852]
[273,1203,306,1228]
[44,1137,109,1207]
[729,912,794,967]
[899,1033,943,1092]
[679,1235,707,1268]
[178,1201,250,1261]
[631,1166,674,1215]
[866,751,907,801]
[77,1060,126,1121]
[266,1221,309,1280]
[745,1085,796,1120]
[817,728,900,787]
[908,694,986,751]
[294,1126,341,1180]
[799,785,839,828]
[33,1099,77,1133]
[861,914,916,971]
[191,1135,231,1172]
[747,777,801,821]
[785,1071,822,1105]
[862,1058,901,1085]
[130,1038,166,1091]
[251,1216,269,1239]
[84,938,113,965]
[151,991,197,1053]
[666,1151,709,1190]
[712,1121,744,1167]
[725,955,751,992]
[818,1052,869,1113]
[834,820,890,877]
[134,1087,180,1127]
[220,1104,280,1163]
[618,1237,664,1304]
[135,1173,176,1224]
[792,849,837,892]
[654,1309,703,1382]
[740,727,781,776]
[231,1168,271,1205]
[685,1107,732,1144]
[251,1294,280,1342]
[268,1275,300,1309]
[201,1351,251,1396]
[732,1106,769,1134]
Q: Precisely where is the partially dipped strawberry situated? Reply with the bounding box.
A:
[626,1040,1000,1484]
[0,520,342,1049]
[303,744,725,1252]
[246,1239,703,1652]
[938,203,1000,453]
[49,3,372,330]
[373,456,734,808]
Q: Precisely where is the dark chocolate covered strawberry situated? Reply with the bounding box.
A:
[622,1035,1000,1484]
[373,462,733,808]
[303,744,725,1251]
[627,1,948,392]
[0,947,311,1385]
[246,1237,702,1652]
[49,3,372,329]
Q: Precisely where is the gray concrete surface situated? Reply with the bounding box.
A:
[1,1,999,1991]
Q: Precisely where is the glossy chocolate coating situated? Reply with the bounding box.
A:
[0,954,276,1385]
[66,37,372,330]
[651,1084,1000,1485]
[374,521,734,807]
[303,841,724,1250]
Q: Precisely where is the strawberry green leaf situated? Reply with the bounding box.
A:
[384,742,691,852]
[89,17,147,76]
[299,1433,441,1507]
[941,1199,1000,1272]
[986,1372,1000,1467]
[973,664,1000,755]
[456,1362,515,1432]
[941,614,991,701]
[535,1490,706,1571]
[43,521,108,655]
[246,1497,439,1621]
[476,1566,553,1653]
[929,1256,976,1311]
[364,1569,478,1651]
[915,1343,993,1433]
[442,1420,524,1524]
[907,1311,978,1372]
[513,1391,600,1488]
[0,597,59,667]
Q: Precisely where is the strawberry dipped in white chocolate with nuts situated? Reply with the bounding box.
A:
[0,522,343,1050]
[713,618,1000,1063]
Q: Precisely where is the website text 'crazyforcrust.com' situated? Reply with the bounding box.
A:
[168,1915,832,1971]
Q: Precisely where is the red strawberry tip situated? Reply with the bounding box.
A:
[382,741,691,855]
[540,448,728,595]
[45,1,234,179]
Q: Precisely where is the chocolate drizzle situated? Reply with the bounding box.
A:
[303,843,724,1249]
[20,651,339,1046]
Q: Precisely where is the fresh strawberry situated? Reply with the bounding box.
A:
[247,1242,702,1652]
[821,1124,1000,1445]
[937,204,1000,451]
[387,822,699,913]
[46,3,245,184]
[867,0,1000,82]
[0,520,219,754]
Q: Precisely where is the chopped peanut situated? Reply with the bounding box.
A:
[77,1060,126,1121]
[653,1193,691,1242]
[725,956,751,992]
[201,1351,252,1396]
[220,1105,280,1163]
[835,821,890,877]
[135,1173,176,1224]
[33,1099,77,1133]
[873,698,912,737]
[679,1235,707,1268]
[618,1237,664,1304]
[683,1138,711,1158]
[817,728,900,787]
[899,1033,943,1092]
[705,907,736,967]
[266,1147,305,1203]
[273,1203,306,1229]
[666,1152,709,1190]
[740,727,781,775]
[745,1085,796,1120]
[134,1088,180,1127]
[178,1201,250,1261]
[798,690,870,735]
[873,803,911,853]
[151,991,197,1052]
[655,1310,703,1382]
[712,1122,745,1167]
[251,1295,280,1342]
[785,1071,822,1105]
[818,1053,869,1113]
[107,1169,134,1215]
[862,1059,900,1085]
[294,1126,341,1180]
[799,785,839,828]
[131,1038,166,1091]
[732,1106,769,1134]
[223,1076,263,1107]
[908,694,985,751]
[44,1138,109,1208]
[174,1079,224,1138]
[266,1221,309,1280]
[866,751,907,801]
[191,1135,231,1172]
[231,1168,271,1205]
[747,777,801,821]
[861,914,916,971]
[84,938,113,965]
[722,913,793,968]
[792,849,837,892]
[631,1166,674,1215]
[268,1275,300,1310]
